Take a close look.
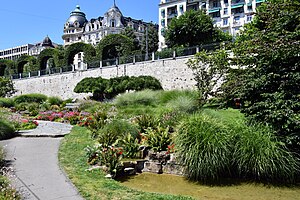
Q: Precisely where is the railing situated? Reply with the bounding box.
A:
[7,43,223,80]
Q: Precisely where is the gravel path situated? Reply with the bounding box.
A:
[0,121,84,200]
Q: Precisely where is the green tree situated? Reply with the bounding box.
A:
[233,0,300,149]
[187,50,229,107]
[165,10,229,48]
[141,24,159,53]
[121,27,140,51]
[0,77,15,97]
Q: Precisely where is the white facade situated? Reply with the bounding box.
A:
[159,0,266,50]
[62,4,150,47]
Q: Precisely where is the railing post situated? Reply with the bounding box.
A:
[152,52,155,61]
[133,55,136,64]
[38,71,41,76]
[100,60,102,68]
[60,68,62,74]
[19,73,22,79]
[116,58,118,66]
[28,72,31,78]
[72,65,75,72]
[173,50,176,59]
[196,46,199,53]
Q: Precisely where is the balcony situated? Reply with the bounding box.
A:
[231,2,245,9]
[167,13,178,18]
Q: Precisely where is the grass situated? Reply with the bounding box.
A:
[59,126,193,200]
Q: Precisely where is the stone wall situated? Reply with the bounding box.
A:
[13,56,196,99]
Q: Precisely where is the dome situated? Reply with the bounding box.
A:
[65,5,87,28]
[42,36,54,47]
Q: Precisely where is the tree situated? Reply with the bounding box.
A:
[187,49,229,107]
[233,0,300,149]
[165,10,228,48]
[141,24,159,53]
[121,27,140,51]
[0,77,15,97]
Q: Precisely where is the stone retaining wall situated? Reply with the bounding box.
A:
[13,56,196,99]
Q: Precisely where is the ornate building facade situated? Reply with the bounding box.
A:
[62,3,151,47]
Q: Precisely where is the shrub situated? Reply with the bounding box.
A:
[0,98,14,108]
[142,126,172,152]
[0,119,16,140]
[117,133,140,158]
[175,113,232,182]
[158,90,198,104]
[133,114,160,134]
[47,96,63,106]
[14,93,47,104]
[97,119,139,146]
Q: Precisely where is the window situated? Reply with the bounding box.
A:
[234,16,240,21]
[224,0,228,3]
[224,8,228,15]
[247,15,252,21]
[223,19,228,25]
[248,5,252,10]
[212,11,221,18]
[161,9,165,18]
[213,1,219,7]
[111,19,116,27]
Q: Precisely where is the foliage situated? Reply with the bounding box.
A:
[0,98,14,108]
[0,119,16,140]
[141,24,159,53]
[37,48,62,70]
[0,175,20,199]
[16,54,38,73]
[142,126,172,152]
[121,27,140,51]
[64,42,96,66]
[132,114,160,134]
[166,95,198,113]
[114,89,159,107]
[13,93,47,104]
[165,10,228,48]
[47,96,63,106]
[96,34,133,60]
[0,77,15,97]
[74,76,163,100]
[117,133,140,158]
[18,119,38,130]
[187,50,229,107]
[175,111,300,183]
[59,126,192,199]
[232,0,300,149]
[97,119,139,146]
[0,59,15,76]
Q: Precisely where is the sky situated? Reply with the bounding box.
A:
[0,0,159,50]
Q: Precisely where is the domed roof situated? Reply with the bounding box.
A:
[42,36,54,47]
[65,5,87,28]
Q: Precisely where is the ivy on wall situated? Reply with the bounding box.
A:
[16,55,38,74]
[0,59,15,76]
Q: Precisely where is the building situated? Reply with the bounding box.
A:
[158,0,265,49]
[62,3,152,47]
[0,36,56,61]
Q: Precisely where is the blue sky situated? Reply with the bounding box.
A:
[0,0,159,50]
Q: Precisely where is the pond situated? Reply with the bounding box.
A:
[118,173,300,200]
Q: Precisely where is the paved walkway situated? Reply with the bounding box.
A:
[0,121,84,200]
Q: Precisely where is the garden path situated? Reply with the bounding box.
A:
[0,121,84,200]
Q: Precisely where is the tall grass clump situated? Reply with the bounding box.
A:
[14,93,47,104]
[0,98,14,108]
[0,119,16,140]
[166,96,198,113]
[158,90,198,104]
[234,124,300,183]
[175,113,233,182]
[114,90,159,107]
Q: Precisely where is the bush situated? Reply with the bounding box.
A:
[97,119,139,146]
[47,96,63,106]
[0,98,14,108]
[0,119,16,140]
[158,90,198,104]
[14,93,47,104]
[142,126,172,152]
